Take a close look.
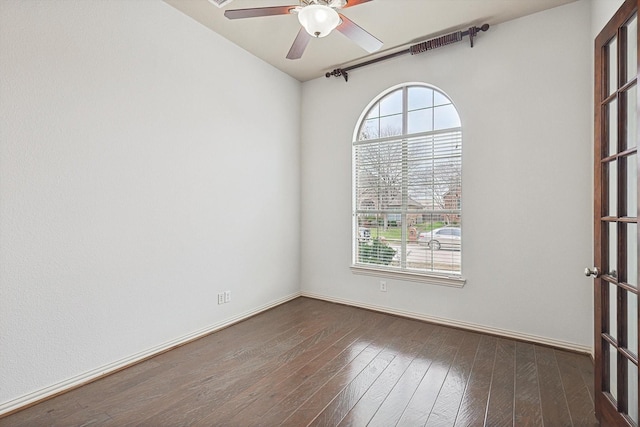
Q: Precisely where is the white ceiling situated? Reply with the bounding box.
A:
[165,0,577,82]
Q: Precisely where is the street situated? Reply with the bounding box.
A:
[387,241,461,272]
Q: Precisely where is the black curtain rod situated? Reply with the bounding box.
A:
[326,24,490,82]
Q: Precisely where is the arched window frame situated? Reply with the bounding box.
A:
[351,83,465,287]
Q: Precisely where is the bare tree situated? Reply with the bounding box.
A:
[357,125,402,230]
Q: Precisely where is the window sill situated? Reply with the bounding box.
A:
[350,265,466,288]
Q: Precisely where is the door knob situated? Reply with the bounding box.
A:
[585,267,601,278]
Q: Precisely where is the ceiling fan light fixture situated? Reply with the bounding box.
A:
[297,5,340,38]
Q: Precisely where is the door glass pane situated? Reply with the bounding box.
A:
[611,283,619,339]
[628,223,638,287]
[610,36,619,96]
[610,343,619,400]
[626,154,638,217]
[627,14,638,83]
[629,360,639,424]
[610,161,618,216]
[610,222,618,277]
[610,100,619,156]
[626,85,637,150]
[628,291,638,356]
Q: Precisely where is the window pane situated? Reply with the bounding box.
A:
[408,109,433,134]
[609,160,618,217]
[355,214,398,267]
[609,222,618,278]
[360,118,379,140]
[610,36,618,96]
[626,154,637,217]
[410,215,461,273]
[627,14,637,84]
[354,142,403,210]
[628,223,638,287]
[625,85,637,150]
[611,283,618,340]
[380,114,403,137]
[628,360,638,424]
[434,90,450,107]
[609,99,619,156]
[408,86,433,111]
[380,89,403,117]
[609,343,618,401]
[628,290,638,356]
[367,102,380,119]
[434,104,461,130]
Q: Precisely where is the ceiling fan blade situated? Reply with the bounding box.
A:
[336,14,383,53]
[224,6,296,20]
[287,28,312,60]
[343,0,373,8]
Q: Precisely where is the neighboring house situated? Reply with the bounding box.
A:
[442,185,461,225]
[358,195,424,227]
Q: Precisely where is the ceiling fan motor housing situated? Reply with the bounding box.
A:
[298,4,341,38]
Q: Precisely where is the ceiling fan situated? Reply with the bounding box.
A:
[224,0,383,60]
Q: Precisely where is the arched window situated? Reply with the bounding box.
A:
[352,83,463,283]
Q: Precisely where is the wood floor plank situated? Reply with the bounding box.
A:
[513,341,543,427]
[424,331,482,426]
[0,301,316,427]
[393,328,467,426]
[367,326,457,426]
[453,335,497,427]
[191,306,375,426]
[484,338,516,427]
[221,311,391,426]
[58,299,331,426]
[0,298,598,427]
[67,299,317,425]
[574,352,597,406]
[127,302,356,425]
[244,314,397,426]
[337,323,438,427]
[279,317,428,427]
[535,345,573,426]
[307,350,396,427]
[554,349,599,426]
[310,320,438,426]
[276,344,386,426]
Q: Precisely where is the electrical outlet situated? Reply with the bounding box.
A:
[224,290,231,303]
[380,281,387,292]
[218,293,224,305]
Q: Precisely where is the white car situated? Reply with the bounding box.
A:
[418,227,461,250]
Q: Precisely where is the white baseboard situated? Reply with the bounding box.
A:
[0,291,301,417]
[300,291,593,355]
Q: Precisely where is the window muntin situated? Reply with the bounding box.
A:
[353,84,462,279]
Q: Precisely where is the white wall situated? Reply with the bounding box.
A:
[300,0,595,349]
[592,0,626,38]
[0,0,301,409]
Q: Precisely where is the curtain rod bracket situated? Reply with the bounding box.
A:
[326,23,490,82]
[325,68,348,81]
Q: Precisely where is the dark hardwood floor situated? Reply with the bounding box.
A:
[0,297,598,426]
